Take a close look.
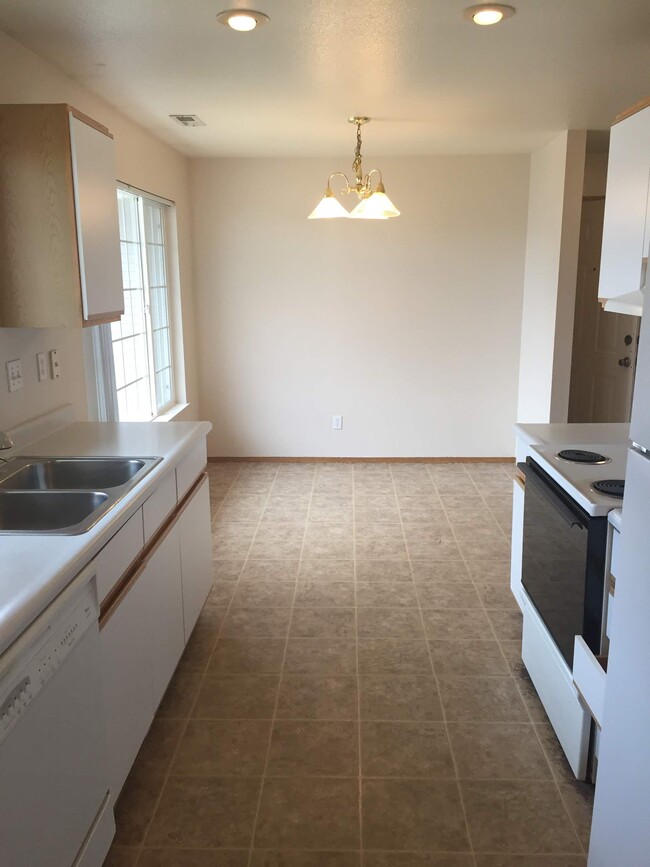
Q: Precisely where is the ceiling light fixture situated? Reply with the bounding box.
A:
[308,117,400,220]
[462,4,516,25]
[216,9,269,31]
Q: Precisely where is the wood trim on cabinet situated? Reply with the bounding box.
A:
[67,105,113,138]
[99,470,208,626]
[207,456,516,464]
[515,471,525,492]
[82,309,124,327]
[614,95,650,124]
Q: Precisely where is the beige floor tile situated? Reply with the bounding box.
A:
[251,852,360,867]
[356,581,419,609]
[220,607,292,639]
[267,720,359,776]
[284,639,357,675]
[255,777,360,849]
[146,776,261,848]
[294,581,356,608]
[358,639,432,675]
[177,620,221,672]
[290,607,356,638]
[240,560,300,582]
[138,850,249,866]
[421,608,493,640]
[465,559,511,583]
[113,769,165,846]
[361,721,454,778]
[410,561,470,583]
[474,856,587,867]
[208,638,287,674]
[438,677,529,722]
[357,608,425,639]
[429,639,510,677]
[231,581,296,609]
[132,717,185,776]
[487,609,523,641]
[172,719,271,776]
[213,560,246,580]
[407,537,463,562]
[304,522,354,541]
[461,780,582,854]
[416,583,482,609]
[534,723,577,783]
[192,674,280,720]
[302,538,356,559]
[248,539,304,560]
[356,538,409,560]
[559,780,595,850]
[103,846,140,867]
[360,675,443,721]
[298,560,355,582]
[364,855,473,867]
[156,671,202,719]
[448,722,553,779]
[276,674,359,720]
[474,582,519,609]
[355,523,405,541]
[355,560,413,583]
[362,778,470,851]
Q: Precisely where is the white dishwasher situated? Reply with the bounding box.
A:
[0,565,115,867]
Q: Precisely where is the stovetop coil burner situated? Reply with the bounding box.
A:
[592,479,625,498]
[557,449,611,465]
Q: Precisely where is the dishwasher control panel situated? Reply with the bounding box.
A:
[0,588,97,744]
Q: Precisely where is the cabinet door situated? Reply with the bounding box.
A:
[142,523,185,709]
[599,107,650,302]
[179,476,213,639]
[99,563,154,802]
[69,114,123,322]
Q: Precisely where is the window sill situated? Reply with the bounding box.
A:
[153,402,190,423]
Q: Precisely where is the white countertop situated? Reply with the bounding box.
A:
[515,422,630,449]
[0,420,211,656]
[609,508,623,532]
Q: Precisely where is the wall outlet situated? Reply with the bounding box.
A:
[37,352,48,382]
[6,359,23,392]
[49,349,61,380]
[332,415,343,431]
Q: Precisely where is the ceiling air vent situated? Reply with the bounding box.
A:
[169,114,206,127]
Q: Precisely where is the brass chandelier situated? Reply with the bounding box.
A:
[308,117,401,220]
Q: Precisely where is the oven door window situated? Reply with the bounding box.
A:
[520,461,589,667]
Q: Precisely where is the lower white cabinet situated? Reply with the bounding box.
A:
[99,471,212,802]
[179,477,213,639]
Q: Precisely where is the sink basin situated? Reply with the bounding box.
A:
[0,491,109,534]
[0,458,148,491]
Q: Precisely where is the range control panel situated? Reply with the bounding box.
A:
[0,589,97,744]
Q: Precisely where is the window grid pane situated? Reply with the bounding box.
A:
[143,200,174,413]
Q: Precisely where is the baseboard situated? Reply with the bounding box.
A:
[207,456,515,464]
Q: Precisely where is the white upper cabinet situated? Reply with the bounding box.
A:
[0,103,123,328]
[599,100,650,316]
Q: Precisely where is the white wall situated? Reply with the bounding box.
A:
[191,155,530,458]
[517,131,586,423]
[0,31,199,432]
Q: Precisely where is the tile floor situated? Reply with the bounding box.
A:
[106,460,594,867]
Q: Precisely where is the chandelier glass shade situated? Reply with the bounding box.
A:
[308,118,400,220]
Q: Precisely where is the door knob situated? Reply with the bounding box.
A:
[618,357,632,368]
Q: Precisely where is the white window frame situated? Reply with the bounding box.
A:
[88,183,180,422]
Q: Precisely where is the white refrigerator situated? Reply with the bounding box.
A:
[588,294,650,865]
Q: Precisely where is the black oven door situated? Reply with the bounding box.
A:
[519,458,607,668]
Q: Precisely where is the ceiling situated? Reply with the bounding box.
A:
[0,0,648,158]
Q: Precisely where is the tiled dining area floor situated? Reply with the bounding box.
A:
[106,460,594,867]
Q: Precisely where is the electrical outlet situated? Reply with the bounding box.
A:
[49,349,61,380]
[37,353,48,382]
[6,359,23,392]
[332,415,343,431]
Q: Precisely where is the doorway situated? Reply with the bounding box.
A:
[568,197,640,423]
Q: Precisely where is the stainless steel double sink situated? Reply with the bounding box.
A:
[0,456,162,535]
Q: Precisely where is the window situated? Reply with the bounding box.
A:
[109,187,175,420]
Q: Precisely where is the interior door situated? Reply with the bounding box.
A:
[569,198,640,423]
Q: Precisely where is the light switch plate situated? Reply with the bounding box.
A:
[49,350,61,380]
[332,415,343,430]
[6,359,23,392]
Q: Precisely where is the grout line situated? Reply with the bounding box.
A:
[390,462,478,866]
[245,464,317,866]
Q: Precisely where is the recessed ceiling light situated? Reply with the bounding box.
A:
[216,9,269,31]
[462,4,516,25]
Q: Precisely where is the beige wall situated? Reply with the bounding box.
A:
[517,131,586,424]
[0,31,199,431]
[191,155,530,458]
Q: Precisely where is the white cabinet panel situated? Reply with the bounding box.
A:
[176,440,208,500]
[68,115,123,321]
[599,107,650,305]
[143,471,177,543]
[94,509,144,604]
[144,525,185,709]
[99,564,154,802]
[179,476,213,639]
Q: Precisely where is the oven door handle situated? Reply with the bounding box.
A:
[518,460,589,530]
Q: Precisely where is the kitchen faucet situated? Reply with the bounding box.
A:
[0,430,14,463]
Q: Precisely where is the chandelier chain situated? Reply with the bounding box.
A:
[352,122,363,181]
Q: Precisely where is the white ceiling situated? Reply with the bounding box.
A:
[0,0,648,157]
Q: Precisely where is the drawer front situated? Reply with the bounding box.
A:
[143,471,177,543]
[573,635,607,728]
[95,509,144,604]
[176,439,208,500]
